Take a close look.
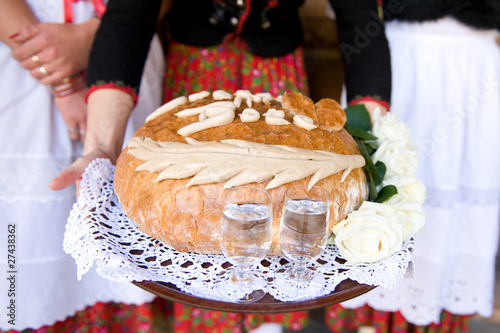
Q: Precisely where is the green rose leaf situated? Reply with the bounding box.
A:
[374,185,398,203]
[344,124,378,141]
[364,140,379,150]
[357,139,383,186]
[363,142,376,156]
[375,161,387,180]
[366,169,378,201]
[345,104,372,131]
[344,106,393,203]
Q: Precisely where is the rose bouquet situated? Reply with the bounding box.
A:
[329,106,426,264]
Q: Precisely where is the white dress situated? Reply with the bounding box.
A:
[342,17,500,325]
[0,0,165,330]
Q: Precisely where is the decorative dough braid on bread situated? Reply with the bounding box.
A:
[114,90,368,255]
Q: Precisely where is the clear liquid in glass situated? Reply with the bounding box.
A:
[221,203,272,273]
[280,199,328,265]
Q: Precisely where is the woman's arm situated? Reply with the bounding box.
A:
[0,0,38,48]
[50,0,163,190]
[329,0,391,113]
[50,89,135,190]
[10,18,101,142]
[86,0,163,102]
[1,0,99,84]
[11,18,100,85]
[0,1,94,142]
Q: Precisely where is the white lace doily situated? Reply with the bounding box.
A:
[64,159,414,303]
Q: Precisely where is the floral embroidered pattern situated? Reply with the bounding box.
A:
[2,299,173,333]
[325,304,472,333]
[163,40,309,102]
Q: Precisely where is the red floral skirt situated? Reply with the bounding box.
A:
[325,304,473,333]
[163,39,310,332]
[163,39,309,102]
[1,298,173,333]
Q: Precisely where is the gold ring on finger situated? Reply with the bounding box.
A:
[39,66,49,76]
[31,54,42,66]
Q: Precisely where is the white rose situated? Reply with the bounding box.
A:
[383,175,427,204]
[332,202,403,264]
[372,112,414,143]
[394,202,426,241]
[360,201,398,218]
[372,140,419,177]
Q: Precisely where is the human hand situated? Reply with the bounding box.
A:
[50,88,135,192]
[49,149,113,194]
[54,89,87,142]
[11,18,99,85]
[0,0,38,48]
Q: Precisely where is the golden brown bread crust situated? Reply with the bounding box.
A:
[114,93,368,255]
[315,98,347,131]
[282,92,318,125]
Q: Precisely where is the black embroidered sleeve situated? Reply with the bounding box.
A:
[86,0,162,95]
[329,0,391,104]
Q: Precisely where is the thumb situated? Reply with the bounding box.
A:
[50,151,113,191]
[49,163,84,191]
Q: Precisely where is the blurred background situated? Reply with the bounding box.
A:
[300,0,343,102]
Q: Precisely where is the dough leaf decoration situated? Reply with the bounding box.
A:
[127,137,365,190]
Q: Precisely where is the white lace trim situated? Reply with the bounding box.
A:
[64,159,415,303]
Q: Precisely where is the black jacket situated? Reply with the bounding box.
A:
[167,0,305,58]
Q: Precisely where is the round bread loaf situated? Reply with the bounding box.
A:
[114,91,368,255]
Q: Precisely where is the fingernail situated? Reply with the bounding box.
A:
[8,33,20,39]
